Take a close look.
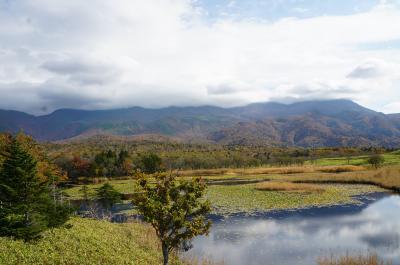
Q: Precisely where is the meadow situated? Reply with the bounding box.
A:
[309,151,400,167]
[0,218,183,265]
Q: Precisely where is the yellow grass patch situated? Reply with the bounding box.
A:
[318,165,365,173]
[179,165,365,177]
[255,181,325,193]
[291,166,400,191]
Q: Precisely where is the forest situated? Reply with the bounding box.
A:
[37,135,389,184]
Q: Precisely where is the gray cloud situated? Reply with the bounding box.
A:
[41,58,119,85]
[42,60,97,75]
[0,0,399,114]
[36,84,109,110]
[347,62,383,79]
[288,84,355,95]
[207,84,243,95]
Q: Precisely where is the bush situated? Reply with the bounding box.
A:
[367,154,385,169]
[96,183,122,210]
[140,153,163,174]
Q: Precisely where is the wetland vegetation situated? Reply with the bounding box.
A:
[1,133,400,265]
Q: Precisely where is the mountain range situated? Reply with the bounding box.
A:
[1,99,400,147]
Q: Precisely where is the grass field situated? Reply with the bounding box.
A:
[0,218,182,265]
[309,152,400,167]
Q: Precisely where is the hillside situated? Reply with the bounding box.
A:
[1,99,399,147]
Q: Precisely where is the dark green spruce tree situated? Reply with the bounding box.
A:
[0,137,71,241]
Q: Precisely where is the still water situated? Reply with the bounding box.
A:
[188,193,400,265]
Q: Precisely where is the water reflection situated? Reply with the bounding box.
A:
[188,194,400,265]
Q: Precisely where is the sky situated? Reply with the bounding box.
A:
[0,0,400,115]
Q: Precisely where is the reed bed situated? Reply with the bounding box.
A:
[318,254,392,265]
[292,166,400,192]
[179,165,365,177]
[255,181,325,193]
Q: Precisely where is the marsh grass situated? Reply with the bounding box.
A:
[206,183,382,214]
[255,181,325,193]
[318,254,392,265]
[292,166,400,192]
[179,165,364,177]
[318,165,365,173]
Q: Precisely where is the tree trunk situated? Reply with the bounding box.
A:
[162,242,169,265]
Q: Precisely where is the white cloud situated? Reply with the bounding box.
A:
[383,101,400,113]
[0,0,400,114]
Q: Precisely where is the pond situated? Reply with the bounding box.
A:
[188,193,400,265]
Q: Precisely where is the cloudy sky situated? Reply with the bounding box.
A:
[0,0,400,114]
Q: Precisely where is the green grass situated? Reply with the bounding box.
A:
[309,152,400,167]
[0,218,183,265]
[65,179,138,199]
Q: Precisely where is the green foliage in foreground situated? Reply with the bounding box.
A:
[0,218,183,265]
[133,173,211,265]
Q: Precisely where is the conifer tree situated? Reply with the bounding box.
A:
[0,137,71,241]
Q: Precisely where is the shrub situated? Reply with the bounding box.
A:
[96,183,122,210]
[367,154,385,169]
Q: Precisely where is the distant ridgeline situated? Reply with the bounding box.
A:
[1,99,400,147]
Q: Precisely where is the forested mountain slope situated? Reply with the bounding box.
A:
[1,100,399,147]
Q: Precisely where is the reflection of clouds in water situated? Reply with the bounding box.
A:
[361,233,399,250]
[189,195,400,265]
